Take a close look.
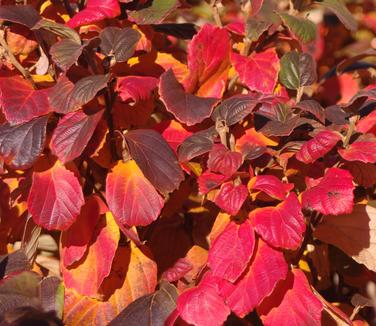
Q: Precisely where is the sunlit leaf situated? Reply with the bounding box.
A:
[67,0,121,28]
[248,175,293,201]
[214,182,248,216]
[223,239,288,317]
[116,76,158,103]
[184,23,231,98]
[62,212,120,296]
[208,220,255,282]
[27,161,85,230]
[207,144,243,177]
[106,160,164,227]
[250,193,305,249]
[61,196,102,267]
[339,138,376,163]
[296,130,341,164]
[301,167,354,215]
[232,48,280,94]
[0,76,51,125]
[258,269,323,326]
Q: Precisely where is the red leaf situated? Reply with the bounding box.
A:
[161,258,193,282]
[67,0,120,28]
[339,139,376,163]
[50,110,103,163]
[27,161,85,230]
[296,130,341,164]
[116,76,158,103]
[258,269,323,326]
[214,182,248,215]
[222,239,288,317]
[105,160,164,227]
[208,220,255,282]
[159,69,219,126]
[197,171,227,194]
[61,196,102,267]
[232,48,280,94]
[301,167,354,215]
[184,24,231,98]
[0,76,51,125]
[177,280,230,326]
[356,110,376,134]
[207,144,243,176]
[155,120,192,153]
[248,175,293,200]
[249,193,305,250]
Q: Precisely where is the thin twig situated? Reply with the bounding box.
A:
[0,29,36,88]
[343,115,359,147]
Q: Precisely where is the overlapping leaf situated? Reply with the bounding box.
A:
[248,175,293,200]
[184,24,231,98]
[258,269,323,326]
[116,76,158,103]
[207,144,242,177]
[214,182,249,215]
[249,193,305,249]
[0,76,51,125]
[62,212,120,296]
[100,27,141,63]
[159,69,218,126]
[296,130,341,164]
[302,167,354,215]
[339,138,376,163]
[222,239,288,317]
[61,196,102,267]
[208,220,255,282]
[232,48,280,94]
[124,129,184,194]
[50,110,103,163]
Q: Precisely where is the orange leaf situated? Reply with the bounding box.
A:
[106,160,164,227]
[62,212,120,297]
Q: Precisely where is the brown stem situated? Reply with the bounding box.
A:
[292,212,315,266]
[0,29,36,88]
[343,115,359,148]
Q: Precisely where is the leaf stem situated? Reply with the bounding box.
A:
[210,0,222,27]
[0,29,36,89]
[343,115,359,148]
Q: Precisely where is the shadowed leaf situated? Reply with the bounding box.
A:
[159,69,218,126]
[128,0,179,25]
[0,115,48,169]
[50,39,84,71]
[279,13,317,43]
[125,129,184,194]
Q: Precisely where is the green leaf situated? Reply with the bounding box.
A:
[279,51,317,90]
[315,0,357,32]
[32,19,81,44]
[99,27,141,62]
[279,13,317,43]
[128,0,179,25]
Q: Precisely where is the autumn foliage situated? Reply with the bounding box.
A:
[1,0,376,325]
